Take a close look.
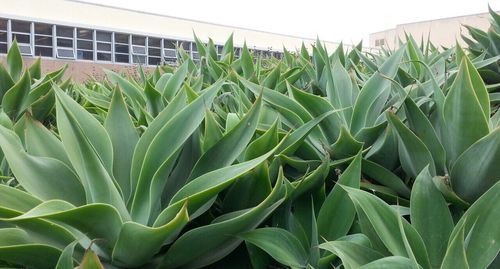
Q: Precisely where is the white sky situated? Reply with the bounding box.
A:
[80,0,499,45]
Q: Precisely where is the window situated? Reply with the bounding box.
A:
[191,42,200,63]
[77,28,93,60]
[163,39,177,64]
[34,23,53,57]
[131,35,146,64]
[56,25,75,59]
[11,20,32,55]
[234,47,241,59]
[96,31,111,61]
[148,37,161,65]
[114,33,129,63]
[216,45,223,59]
[375,39,385,47]
[0,19,7,53]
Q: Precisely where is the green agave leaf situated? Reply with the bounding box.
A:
[24,115,72,168]
[319,241,384,269]
[245,118,279,160]
[112,203,189,267]
[387,111,435,178]
[290,156,330,200]
[241,43,255,79]
[188,94,262,180]
[450,128,500,202]
[241,227,308,268]
[361,160,411,198]
[202,108,223,152]
[2,70,30,120]
[330,126,364,159]
[160,168,285,269]
[359,256,417,269]
[0,64,14,100]
[0,185,42,213]
[403,98,446,174]
[10,200,123,253]
[163,61,189,101]
[54,87,129,219]
[447,181,500,268]
[343,186,431,268]
[79,248,105,269]
[28,57,42,81]
[7,40,23,81]
[411,166,453,268]
[144,81,163,117]
[443,58,489,166]
[130,79,223,224]
[160,142,282,224]
[350,47,405,134]
[105,87,139,203]
[440,220,469,269]
[0,125,86,206]
[55,241,78,269]
[318,151,362,241]
[104,69,146,106]
[0,228,61,269]
[332,60,354,121]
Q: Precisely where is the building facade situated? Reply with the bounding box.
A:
[0,0,344,80]
[370,11,494,50]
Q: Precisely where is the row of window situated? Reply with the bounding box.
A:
[0,18,283,66]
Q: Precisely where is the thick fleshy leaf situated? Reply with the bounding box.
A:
[0,185,42,212]
[350,47,405,134]
[440,220,469,269]
[411,166,453,268]
[443,58,489,166]
[104,69,146,106]
[112,203,189,267]
[2,70,30,120]
[450,128,500,202]
[319,241,384,269]
[79,248,105,269]
[359,256,416,269]
[344,186,431,268]
[0,126,86,206]
[105,87,139,203]
[0,64,14,100]
[161,169,286,269]
[361,159,411,198]
[387,111,435,178]
[163,61,189,101]
[10,200,123,254]
[130,79,223,224]
[188,94,262,179]
[7,40,23,81]
[241,228,308,268]
[54,87,129,219]
[318,151,362,241]
[55,241,79,269]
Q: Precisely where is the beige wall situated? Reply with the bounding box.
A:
[0,55,154,82]
[1,0,345,52]
[370,12,493,49]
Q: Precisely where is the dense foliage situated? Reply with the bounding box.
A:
[0,7,499,269]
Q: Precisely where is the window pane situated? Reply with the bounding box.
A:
[180,41,190,50]
[35,23,52,35]
[57,48,74,58]
[148,47,161,56]
[97,42,111,51]
[149,37,161,47]
[0,19,7,30]
[57,38,73,48]
[19,44,32,55]
[115,33,129,44]
[96,31,111,42]
[217,45,223,54]
[132,55,146,64]
[13,33,30,44]
[77,28,93,39]
[77,40,93,50]
[0,43,7,53]
[164,49,176,57]
[0,32,6,43]
[97,52,111,61]
[115,44,129,53]
[12,21,30,33]
[164,39,176,49]
[35,35,52,46]
[77,50,93,60]
[148,57,161,65]
[35,46,52,56]
[132,46,146,54]
[115,54,129,63]
[56,26,74,38]
[132,36,145,45]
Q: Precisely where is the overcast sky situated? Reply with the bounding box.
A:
[80,0,499,45]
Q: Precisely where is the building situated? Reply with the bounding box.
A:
[370,11,495,50]
[0,0,345,80]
